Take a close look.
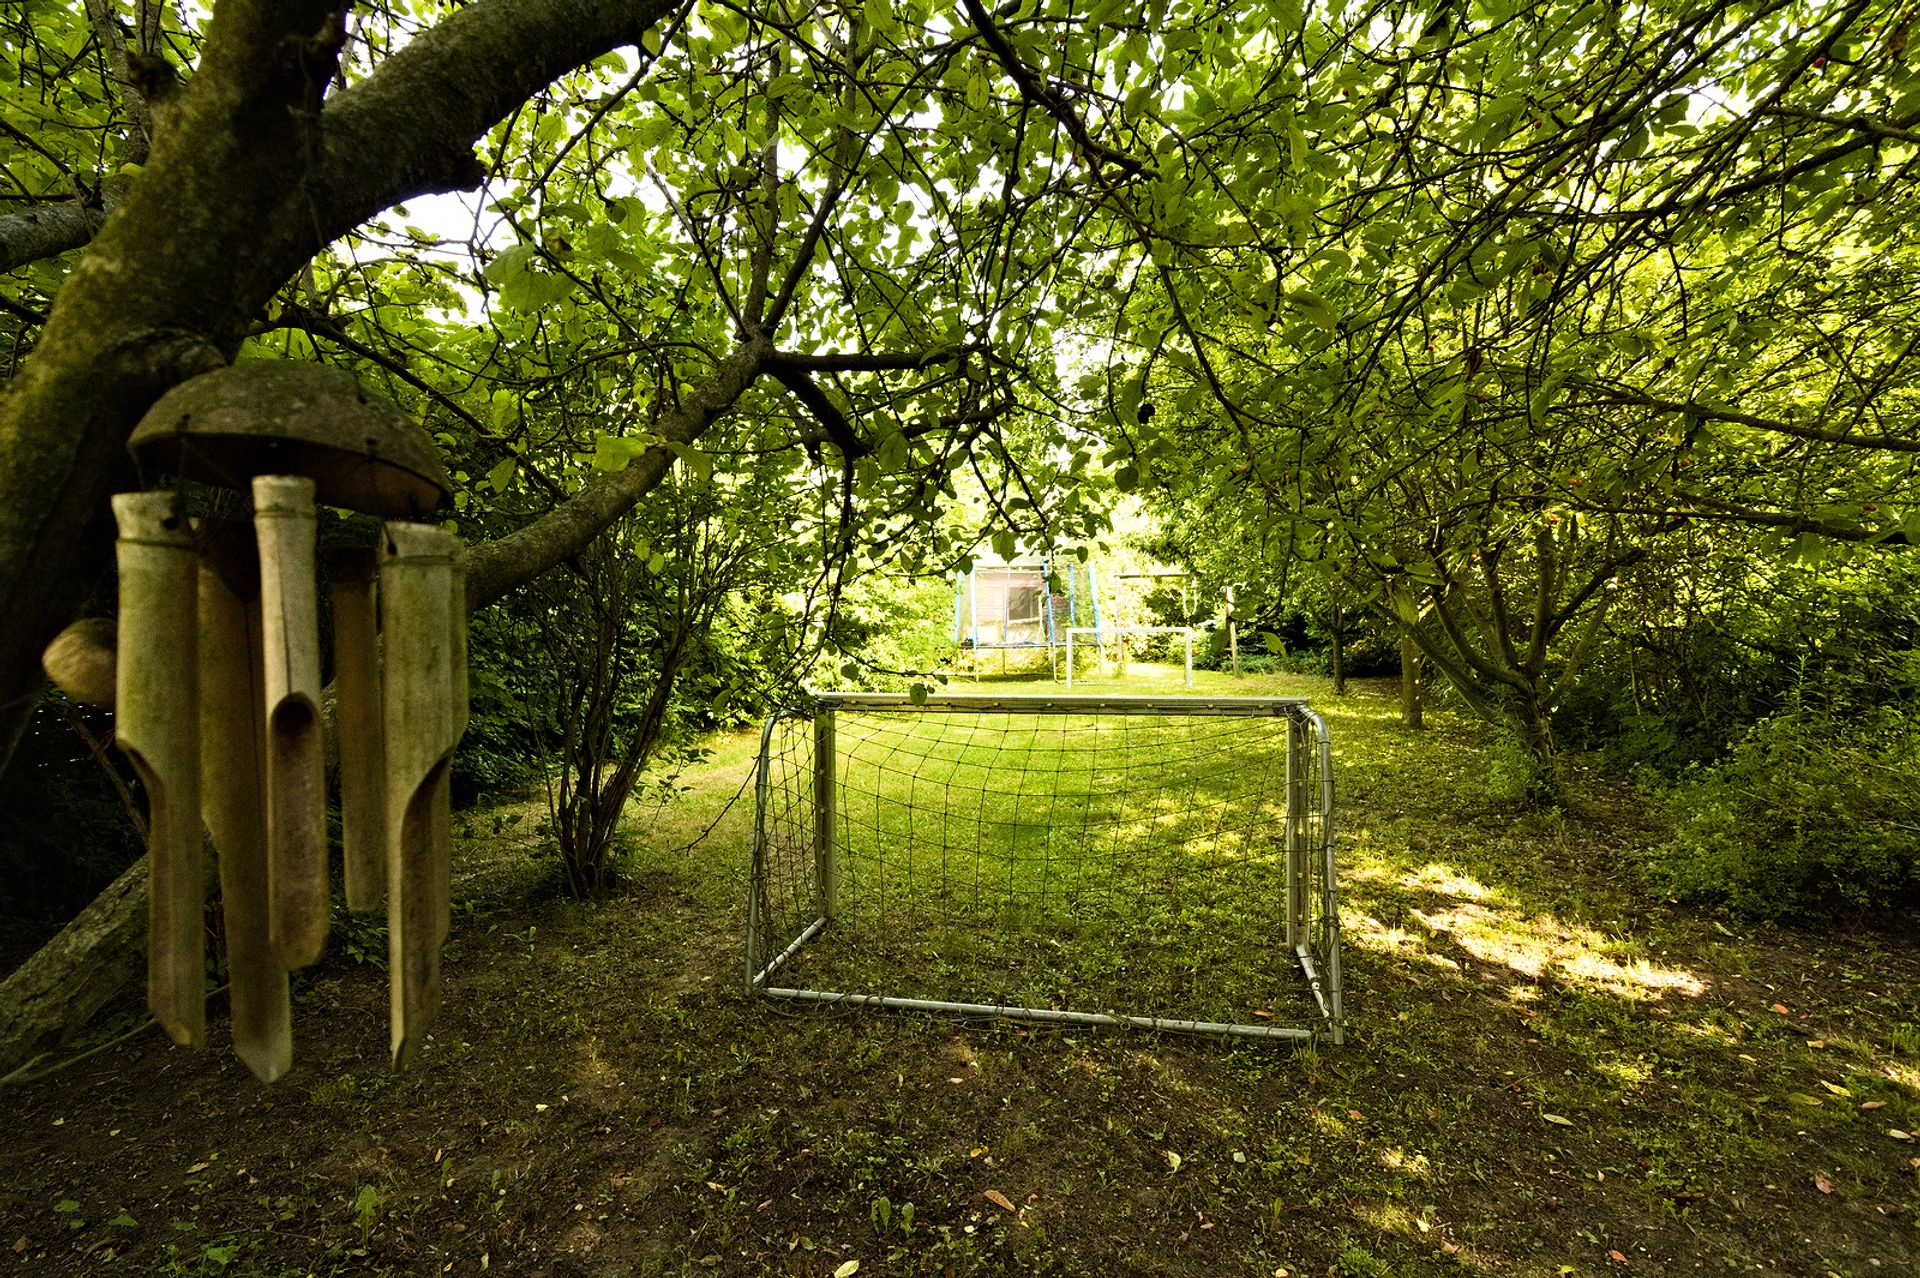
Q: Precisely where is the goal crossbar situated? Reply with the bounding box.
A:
[745,692,1345,1044]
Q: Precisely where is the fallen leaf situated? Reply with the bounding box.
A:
[1889,1130,1914,1142]
[1252,1009,1273,1019]
[1814,1174,1833,1195]
[1861,1100,1887,1111]
[1542,1113,1575,1127]
[833,1262,860,1278]
[1820,1081,1850,1097]
[983,1189,1015,1212]
[1771,1003,1790,1015]
[1347,1109,1364,1120]
[1163,1150,1183,1173]
[1807,1039,1826,1049]
[1609,1249,1629,1263]
[11,1238,26,1255]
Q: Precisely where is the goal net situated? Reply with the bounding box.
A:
[746,693,1343,1042]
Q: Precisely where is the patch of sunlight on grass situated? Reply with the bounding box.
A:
[1345,913,1428,958]
[1352,1200,1439,1242]
[1411,903,1706,1001]
[1669,1020,1742,1047]
[1400,864,1500,903]
[1375,1146,1434,1178]
[1885,1062,1920,1094]
[1307,1108,1356,1140]
[572,1040,622,1088]
[1593,1056,1656,1088]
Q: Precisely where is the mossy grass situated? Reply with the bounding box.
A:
[2,668,1916,1276]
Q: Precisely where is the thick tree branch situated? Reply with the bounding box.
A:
[0,202,108,275]
[767,363,870,459]
[1556,374,1920,453]
[463,335,774,610]
[766,346,974,373]
[959,0,1145,176]
[1760,107,1920,146]
[313,0,681,244]
[0,0,686,770]
[81,0,157,164]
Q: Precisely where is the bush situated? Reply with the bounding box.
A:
[1650,706,1919,918]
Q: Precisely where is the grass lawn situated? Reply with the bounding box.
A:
[750,688,1331,1037]
[2,668,1917,1276]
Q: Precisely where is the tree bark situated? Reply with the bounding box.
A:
[1400,627,1423,729]
[0,0,674,771]
[1329,599,1347,695]
[0,0,678,1076]
[0,203,108,275]
[0,858,151,1080]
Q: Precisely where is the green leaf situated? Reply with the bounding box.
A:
[665,441,713,484]
[484,457,516,494]
[481,243,537,284]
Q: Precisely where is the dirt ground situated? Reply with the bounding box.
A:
[3,676,1917,1276]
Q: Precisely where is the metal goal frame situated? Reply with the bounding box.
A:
[744,692,1344,1043]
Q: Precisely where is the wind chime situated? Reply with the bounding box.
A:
[90,360,466,1083]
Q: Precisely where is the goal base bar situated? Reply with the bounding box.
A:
[750,915,1339,1044]
[759,986,1316,1042]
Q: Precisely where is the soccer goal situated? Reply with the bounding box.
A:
[745,692,1343,1043]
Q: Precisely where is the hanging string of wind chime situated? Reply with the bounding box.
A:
[48,361,468,1083]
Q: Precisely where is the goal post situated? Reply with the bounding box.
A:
[1064,626,1193,688]
[745,692,1344,1043]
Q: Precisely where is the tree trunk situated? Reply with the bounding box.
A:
[1329,600,1347,695]
[1400,627,1423,729]
[0,0,690,1069]
[0,858,150,1080]
[1511,690,1561,804]
[0,0,676,769]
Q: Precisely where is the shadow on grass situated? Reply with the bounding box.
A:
[0,671,1915,1277]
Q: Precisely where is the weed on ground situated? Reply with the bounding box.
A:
[2,671,1916,1276]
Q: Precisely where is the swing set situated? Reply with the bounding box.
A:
[952,548,1196,685]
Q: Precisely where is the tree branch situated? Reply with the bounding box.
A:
[959,0,1145,176]
[0,202,108,275]
[462,334,774,610]
[767,363,870,459]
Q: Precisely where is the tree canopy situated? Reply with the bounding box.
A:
[1,0,1916,766]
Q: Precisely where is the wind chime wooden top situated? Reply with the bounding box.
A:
[115,360,465,1084]
[128,360,452,518]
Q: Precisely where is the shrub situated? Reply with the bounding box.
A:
[1650,706,1919,917]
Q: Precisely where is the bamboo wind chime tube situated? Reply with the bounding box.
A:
[381,523,464,1069]
[329,548,385,915]
[198,531,293,1083]
[253,476,329,970]
[112,493,205,1049]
